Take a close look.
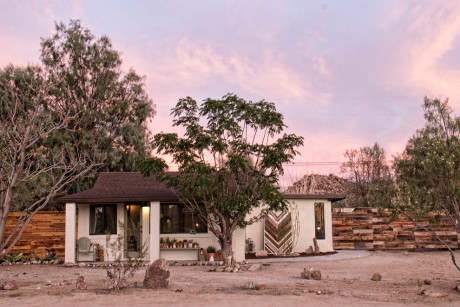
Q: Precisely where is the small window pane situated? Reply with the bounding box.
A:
[315,203,325,240]
[160,204,207,234]
[90,204,117,235]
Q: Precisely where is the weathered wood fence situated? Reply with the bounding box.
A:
[4,212,66,259]
[332,208,459,250]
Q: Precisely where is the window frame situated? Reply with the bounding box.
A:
[160,203,207,234]
[89,204,118,235]
[314,202,325,240]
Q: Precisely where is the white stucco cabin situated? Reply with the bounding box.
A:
[58,172,343,263]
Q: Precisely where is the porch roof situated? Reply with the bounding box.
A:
[56,172,179,204]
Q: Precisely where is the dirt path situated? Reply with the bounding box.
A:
[1,250,459,306]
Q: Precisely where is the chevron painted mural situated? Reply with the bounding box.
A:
[264,211,293,254]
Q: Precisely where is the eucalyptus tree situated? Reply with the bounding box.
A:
[141,94,304,264]
[395,97,460,271]
[0,65,100,255]
[40,20,155,194]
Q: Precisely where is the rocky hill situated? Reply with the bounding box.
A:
[284,173,350,196]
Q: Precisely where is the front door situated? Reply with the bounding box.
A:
[125,204,142,258]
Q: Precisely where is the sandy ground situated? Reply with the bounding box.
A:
[1,250,459,307]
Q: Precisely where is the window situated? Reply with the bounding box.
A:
[160,204,207,234]
[90,204,117,235]
[315,203,325,240]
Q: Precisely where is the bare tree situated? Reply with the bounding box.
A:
[0,65,100,255]
[340,143,395,207]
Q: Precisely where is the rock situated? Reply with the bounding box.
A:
[232,267,239,273]
[305,246,314,254]
[454,283,460,292]
[143,259,170,289]
[0,281,18,290]
[371,273,382,281]
[313,238,320,253]
[255,283,267,290]
[423,279,432,285]
[78,263,86,267]
[248,264,262,272]
[255,250,268,257]
[75,276,87,290]
[301,268,321,280]
[244,281,255,290]
[223,267,233,272]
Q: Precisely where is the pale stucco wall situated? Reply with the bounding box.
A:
[69,198,333,263]
[245,199,334,253]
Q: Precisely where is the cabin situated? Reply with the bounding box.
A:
[57,172,344,263]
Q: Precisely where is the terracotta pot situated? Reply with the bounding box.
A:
[207,253,216,261]
[216,250,224,261]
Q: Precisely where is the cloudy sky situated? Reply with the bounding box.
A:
[2,0,460,182]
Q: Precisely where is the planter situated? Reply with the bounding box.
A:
[207,252,216,261]
[216,250,224,261]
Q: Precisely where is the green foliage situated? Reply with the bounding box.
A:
[206,245,216,253]
[395,97,460,220]
[141,94,303,261]
[39,20,155,199]
[340,142,395,207]
[2,252,23,264]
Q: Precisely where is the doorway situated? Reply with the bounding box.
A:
[125,204,142,258]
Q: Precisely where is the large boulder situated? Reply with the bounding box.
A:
[143,259,170,289]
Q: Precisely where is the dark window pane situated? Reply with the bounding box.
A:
[315,203,325,240]
[160,204,207,234]
[90,204,117,235]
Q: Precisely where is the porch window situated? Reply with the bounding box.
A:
[315,203,325,240]
[160,204,207,234]
[90,204,117,235]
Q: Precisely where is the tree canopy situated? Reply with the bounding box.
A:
[141,94,304,263]
[40,20,155,194]
[395,97,460,270]
[340,142,394,207]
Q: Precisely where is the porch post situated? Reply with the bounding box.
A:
[65,202,76,263]
[149,201,160,262]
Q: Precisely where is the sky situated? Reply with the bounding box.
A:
[2,0,460,184]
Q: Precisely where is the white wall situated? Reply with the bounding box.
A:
[76,203,125,262]
[245,199,334,253]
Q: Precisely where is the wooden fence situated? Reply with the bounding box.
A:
[4,212,66,259]
[332,208,460,250]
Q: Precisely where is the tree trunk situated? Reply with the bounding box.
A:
[221,238,233,267]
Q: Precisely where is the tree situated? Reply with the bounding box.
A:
[394,97,460,271]
[40,20,155,196]
[141,94,304,264]
[0,65,100,255]
[340,143,394,207]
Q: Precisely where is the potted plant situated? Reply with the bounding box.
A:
[183,239,188,248]
[160,237,165,248]
[216,249,224,261]
[176,240,183,248]
[207,245,216,261]
[171,238,177,248]
[165,237,171,248]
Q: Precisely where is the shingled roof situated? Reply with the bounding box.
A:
[56,172,178,204]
